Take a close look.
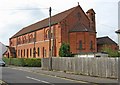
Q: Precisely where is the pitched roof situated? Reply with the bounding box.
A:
[115,29,120,33]
[6,46,16,53]
[11,6,80,39]
[69,22,94,32]
[97,36,117,45]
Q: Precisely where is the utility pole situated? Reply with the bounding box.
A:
[49,7,52,70]
[52,24,55,57]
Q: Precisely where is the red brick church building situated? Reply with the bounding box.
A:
[8,4,97,58]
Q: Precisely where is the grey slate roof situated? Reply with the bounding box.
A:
[97,36,117,45]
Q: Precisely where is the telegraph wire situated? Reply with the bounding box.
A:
[97,21,117,29]
[0,7,60,12]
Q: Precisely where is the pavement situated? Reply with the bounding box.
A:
[8,66,118,84]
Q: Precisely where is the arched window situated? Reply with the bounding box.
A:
[42,47,44,58]
[45,29,49,39]
[90,41,93,50]
[29,34,33,42]
[79,40,82,50]
[30,34,33,42]
[24,49,25,57]
[45,29,53,40]
[21,50,22,58]
[28,35,30,42]
[27,49,29,58]
[23,36,27,44]
[18,38,21,45]
[30,48,32,57]
[38,47,40,57]
[33,47,36,58]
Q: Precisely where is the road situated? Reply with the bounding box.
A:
[2,67,89,85]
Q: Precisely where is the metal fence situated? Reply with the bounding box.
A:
[41,57,118,79]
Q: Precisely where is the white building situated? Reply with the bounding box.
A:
[116,30,120,50]
[0,42,7,58]
[116,2,120,50]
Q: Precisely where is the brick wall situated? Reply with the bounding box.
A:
[60,6,97,54]
[10,24,62,58]
[69,32,97,54]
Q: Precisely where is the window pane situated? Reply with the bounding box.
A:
[33,47,36,58]
[30,48,32,57]
[21,50,22,57]
[24,49,25,57]
[90,41,93,50]
[38,47,40,56]
[79,40,82,50]
[27,49,29,58]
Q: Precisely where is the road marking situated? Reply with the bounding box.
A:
[9,67,89,83]
[26,76,54,85]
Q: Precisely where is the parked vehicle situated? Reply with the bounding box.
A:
[0,60,5,67]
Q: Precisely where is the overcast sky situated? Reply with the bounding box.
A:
[0,0,119,45]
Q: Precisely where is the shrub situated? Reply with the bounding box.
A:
[2,57,41,67]
[2,57,10,65]
[59,43,72,57]
[23,58,41,67]
[102,47,120,57]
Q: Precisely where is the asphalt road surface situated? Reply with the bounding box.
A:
[2,67,89,85]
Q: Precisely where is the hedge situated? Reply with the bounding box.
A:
[2,57,41,67]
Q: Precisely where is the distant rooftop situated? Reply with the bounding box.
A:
[97,36,117,45]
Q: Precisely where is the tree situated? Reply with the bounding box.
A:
[59,43,72,57]
[102,47,120,57]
